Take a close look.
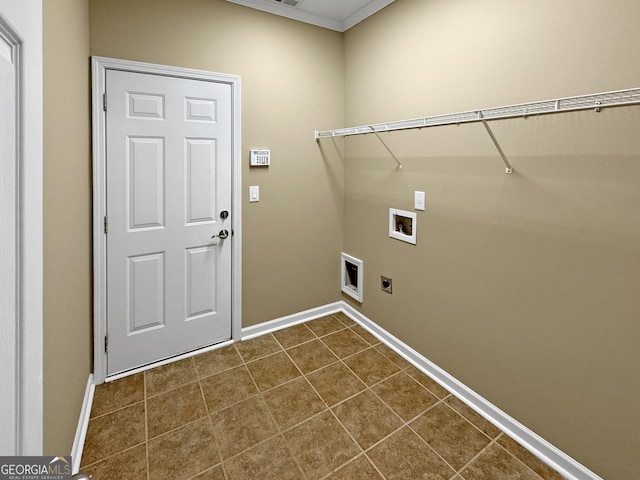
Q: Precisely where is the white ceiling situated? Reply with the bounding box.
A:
[225,0,396,32]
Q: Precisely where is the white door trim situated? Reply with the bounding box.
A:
[91,57,242,384]
[0,13,21,455]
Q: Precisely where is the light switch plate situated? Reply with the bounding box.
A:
[249,185,259,202]
[414,191,425,211]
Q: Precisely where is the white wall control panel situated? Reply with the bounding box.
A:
[250,149,270,166]
[414,191,425,211]
[249,185,260,202]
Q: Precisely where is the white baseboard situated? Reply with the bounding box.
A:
[339,302,602,480]
[76,302,601,480]
[240,302,344,340]
[71,374,94,475]
[240,301,601,480]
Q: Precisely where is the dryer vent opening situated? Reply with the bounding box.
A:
[341,253,363,303]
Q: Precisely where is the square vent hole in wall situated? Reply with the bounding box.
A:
[341,253,363,303]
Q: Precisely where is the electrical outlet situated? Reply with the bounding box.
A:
[381,276,392,294]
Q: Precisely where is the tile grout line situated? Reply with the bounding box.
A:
[322,352,467,480]
[78,442,147,473]
[455,434,505,479]
[196,357,230,480]
[263,344,315,480]
[344,313,567,479]
[452,413,551,479]
[453,433,547,480]
[86,398,146,420]
[305,316,349,339]
[235,334,311,480]
[316,452,365,480]
[285,326,371,480]
[359,394,459,476]
[362,451,388,480]
[404,407,464,476]
[269,320,373,479]
[143,370,150,480]
[145,378,201,400]
[88,316,566,480]
[441,394,503,440]
[142,414,218,444]
[192,356,227,479]
[495,436,550,480]
[146,356,223,480]
[272,323,319,350]
[367,370,437,423]
[396,388,501,477]
[183,465,221,480]
[220,342,258,478]
[269,331,325,480]
[90,321,396,475]
[307,316,433,479]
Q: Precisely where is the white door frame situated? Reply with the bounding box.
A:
[92,57,242,384]
[0,0,43,455]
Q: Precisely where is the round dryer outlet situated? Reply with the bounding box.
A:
[381,276,392,294]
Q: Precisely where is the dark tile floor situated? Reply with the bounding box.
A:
[81,312,567,480]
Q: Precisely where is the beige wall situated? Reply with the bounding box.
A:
[88,0,345,324]
[43,0,639,474]
[43,0,92,454]
[343,1,640,479]
[42,0,344,455]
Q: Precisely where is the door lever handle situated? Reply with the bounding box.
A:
[212,229,229,240]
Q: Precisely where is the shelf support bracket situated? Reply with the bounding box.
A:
[478,113,513,174]
[369,126,403,170]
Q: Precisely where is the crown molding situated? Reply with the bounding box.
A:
[225,0,395,32]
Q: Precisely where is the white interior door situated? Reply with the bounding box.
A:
[0,0,42,454]
[105,69,233,375]
[0,18,18,455]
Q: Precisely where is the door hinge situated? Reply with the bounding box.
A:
[104,335,108,353]
[104,215,108,234]
[103,93,107,112]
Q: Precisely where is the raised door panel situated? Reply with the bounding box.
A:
[127,253,165,333]
[127,137,165,231]
[185,246,217,321]
[185,138,216,224]
[127,92,165,120]
[185,97,216,123]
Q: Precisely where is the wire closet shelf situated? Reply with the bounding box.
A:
[314,87,640,173]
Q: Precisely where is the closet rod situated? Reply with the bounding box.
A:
[314,87,640,140]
